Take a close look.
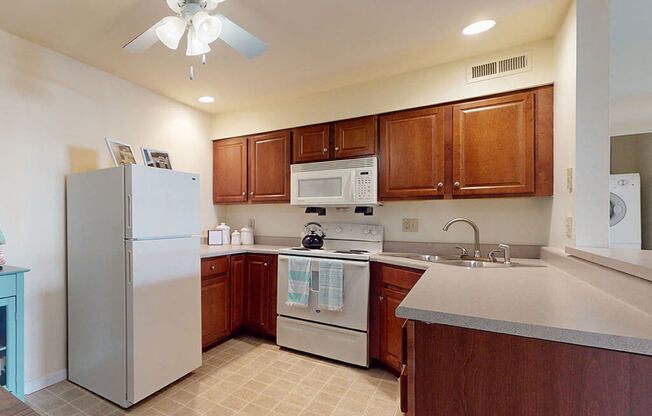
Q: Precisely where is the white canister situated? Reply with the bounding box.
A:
[241,227,254,245]
[216,222,231,244]
[231,230,241,246]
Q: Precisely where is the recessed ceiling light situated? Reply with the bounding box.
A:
[462,20,496,36]
[198,96,215,103]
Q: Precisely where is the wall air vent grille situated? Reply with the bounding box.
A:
[467,52,532,83]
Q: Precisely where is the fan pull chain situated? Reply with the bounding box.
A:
[202,54,207,65]
[190,65,194,81]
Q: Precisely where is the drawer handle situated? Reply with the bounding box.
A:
[323,148,328,153]
[264,263,268,267]
[437,182,443,189]
[454,181,460,188]
[379,296,384,301]
[335,147,340,151]
[211,266,215,271]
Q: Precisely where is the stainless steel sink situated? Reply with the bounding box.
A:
[381,253,543,268]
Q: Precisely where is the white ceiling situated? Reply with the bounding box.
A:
[0,0,570,114]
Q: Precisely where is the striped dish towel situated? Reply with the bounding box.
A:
[318,260,344,311]
[286,256,311,307]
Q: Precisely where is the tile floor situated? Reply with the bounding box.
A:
[26,335,402,416]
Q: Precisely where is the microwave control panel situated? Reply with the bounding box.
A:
[355,169,376,203]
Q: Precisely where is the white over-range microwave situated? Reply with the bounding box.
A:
[290,157,378,206]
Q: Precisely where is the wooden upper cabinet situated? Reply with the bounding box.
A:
[213,137,248,203]
[379,106,448,199]
[334,116,377,159]
[292,124,330,163]
[248,131,291,202]
[452,92,535,196]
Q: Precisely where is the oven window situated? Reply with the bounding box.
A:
[298,178,343,197]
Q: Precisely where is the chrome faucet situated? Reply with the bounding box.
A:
[442,217,481,258]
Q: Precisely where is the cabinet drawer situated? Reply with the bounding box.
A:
[379,264,423,290]
[201,256,228,277]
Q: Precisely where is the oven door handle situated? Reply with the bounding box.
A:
[279,255,371,267]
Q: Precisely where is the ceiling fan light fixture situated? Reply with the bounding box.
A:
[156,16,187,50]
[186,27,211,56]
[166,0,183,14]
[204,0,226,12]
[192,11,222,44]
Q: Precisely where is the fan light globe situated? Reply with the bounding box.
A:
[192,11,222,44]
[156,16,187,50]
[186,27,211,56]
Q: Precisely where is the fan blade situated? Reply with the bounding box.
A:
[214,14,268,59]
[123,19,166,53]
[166,0,182,13]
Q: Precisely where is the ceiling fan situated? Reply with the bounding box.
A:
[124,0,267,59]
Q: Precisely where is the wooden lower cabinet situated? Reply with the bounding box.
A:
[201,254,277,348]
[370,262,424,373]
[403,321,652,416]
[230,254,246,332]
[201,271,230,348]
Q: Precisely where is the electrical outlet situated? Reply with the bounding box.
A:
[566,216,574,239]
[402,218,419,233]
[248,218,255,229]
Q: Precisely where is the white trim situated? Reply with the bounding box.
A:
[24,369,68,394]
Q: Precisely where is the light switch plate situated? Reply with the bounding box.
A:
[566,168,573,193]
[402,218,419,233]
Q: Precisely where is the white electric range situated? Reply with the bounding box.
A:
[276,223,383,367]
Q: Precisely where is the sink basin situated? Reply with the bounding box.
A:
[381,253,544,268]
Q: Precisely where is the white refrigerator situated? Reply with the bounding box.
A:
[67,164,202,407]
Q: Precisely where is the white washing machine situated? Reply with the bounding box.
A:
[609,173,642,249]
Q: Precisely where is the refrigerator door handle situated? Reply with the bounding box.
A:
[126,250,132,284]
[126,195,132,231]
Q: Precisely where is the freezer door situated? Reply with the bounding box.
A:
[126,237,201,404]
[125,165,200,239]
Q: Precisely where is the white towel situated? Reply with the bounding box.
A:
[318,260,344,311]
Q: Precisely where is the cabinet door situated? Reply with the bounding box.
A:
[380,287,408,373]
[230,254,246,332]
[245,255,271,333]
[0,297,16,393]
[201,274,230,348]
[249,131,291,202]
[267,255,278,337]
[452,92,535,196]
[292,124,331,163]
[379,106,447,199]
[213,138,248,203]
[334,116,377,159]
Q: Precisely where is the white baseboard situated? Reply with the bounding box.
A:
[24,369,68,395]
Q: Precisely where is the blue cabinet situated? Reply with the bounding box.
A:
[0,266,27,401]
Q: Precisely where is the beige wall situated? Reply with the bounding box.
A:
[574,0,611,247]
[212,38,555,139]
[0,29,219,389]
[548,1,577,248]
[214,39,558,246]
[611,134,652,249]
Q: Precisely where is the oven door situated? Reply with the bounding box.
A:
[290,168,355,206]
[277,255,370,331]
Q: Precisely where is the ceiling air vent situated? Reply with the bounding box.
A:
[466,52,532,83]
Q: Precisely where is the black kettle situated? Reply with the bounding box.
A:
[302,222,326,249]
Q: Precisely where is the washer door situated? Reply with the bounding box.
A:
[610,192,627,227]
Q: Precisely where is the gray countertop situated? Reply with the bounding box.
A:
[385,253,652,356]
[200,244,652,356]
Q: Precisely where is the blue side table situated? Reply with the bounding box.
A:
[0,266,27,401]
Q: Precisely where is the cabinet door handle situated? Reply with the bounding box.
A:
[335,147,340,151]
[323,148,328,153]
[437,182,443,189]
[263,263,268,267]
[211,265,215,271]
[242,192,245,196]
[454,181,460,188]
[250,191,254,195]
[379,296,384,301]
